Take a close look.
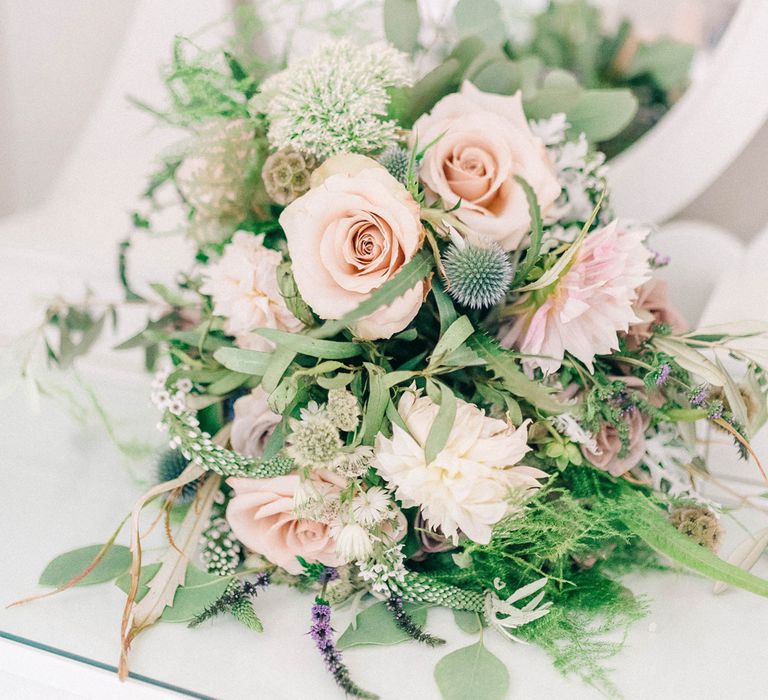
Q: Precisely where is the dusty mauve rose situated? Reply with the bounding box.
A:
[410,512,455,562]
[279,154,426,340]
[412,81,561,251]
[581,408,649,477]
[229,388,281,458]
[625,280,688,350]
[226,470,344,575]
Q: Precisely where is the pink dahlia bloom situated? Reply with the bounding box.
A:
[501,221,651,374]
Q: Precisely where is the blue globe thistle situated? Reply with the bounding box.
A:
[156,449,198,504]
[378,145,410,185]
[442,238,514,310]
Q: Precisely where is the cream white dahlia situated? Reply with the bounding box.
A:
[501,220,651,374]
[374,390,546,545]
[200,232,302,350]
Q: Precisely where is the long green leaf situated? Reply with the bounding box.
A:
[313,250,433,339]
[257,328,362,359]
[425,382,457,464]
[467,334,567,414]
[620,492,768,598]
[361,364,390,445]
[512,176,544,287]
[432,280,458,336]
[429,316,474,369]
[261,347,296,394]
[213,347,270,375]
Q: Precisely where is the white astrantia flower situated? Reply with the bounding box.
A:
[333,523,374,562]
[326,388,361,432]
[200,232,302,351]
[374,389,547,545]
[258,39,413,159]
[285,403,343,470]
[352,486,393,526]
[331,446,375,479]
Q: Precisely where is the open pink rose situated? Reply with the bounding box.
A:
[582,408,650,477]
[226,471,344,574]
[412,82,561,251]
[279,155,426,340]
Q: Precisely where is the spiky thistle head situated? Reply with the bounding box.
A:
[442,234,514,310]
[156,449,198,504]
[377,145,410,186]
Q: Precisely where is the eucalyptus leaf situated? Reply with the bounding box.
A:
[361,364,390,445]
[393,60,461,128]
[434,641,510,700]
[257,328,362,359]
[338,601,428,649]
[627,38,694,92]
[384,0,420,53]
[454,0,505,45]
[261,347,297,394]
[115,563,162,602]
[425,382,457,464]
[566,88,638,142]
[207,371,250,396]
[471,60,521,95]
[213,347,270,375]
[159,565,231,622]
[39,544,132,587]
[453,609,483,634]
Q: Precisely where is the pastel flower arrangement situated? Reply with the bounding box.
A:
[17,5,768,700]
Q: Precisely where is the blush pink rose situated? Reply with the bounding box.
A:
[279,154,426,340]
[412,81,561,251]
[226,471,345,574]
[581,408,650,477]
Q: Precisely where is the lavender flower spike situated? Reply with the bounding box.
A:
[310,598,378,699]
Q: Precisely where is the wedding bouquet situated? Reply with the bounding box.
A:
[17,4,767,699]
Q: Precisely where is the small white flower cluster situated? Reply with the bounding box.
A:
[530,113,609,248]
[258,39,413,159]
[357,540,408,594]
[151,366,193,420]
[200,497,242,576]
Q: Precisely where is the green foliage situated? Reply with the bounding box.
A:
[383,0,420,54]
[115,563,231,623]
[338,601,429,649]
[39,544,131,587]
[434,640,509,700]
